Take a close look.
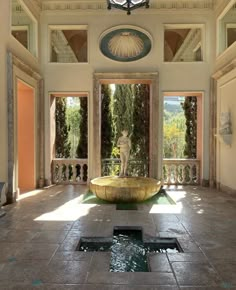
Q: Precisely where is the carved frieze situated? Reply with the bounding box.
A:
[40,0,216,12]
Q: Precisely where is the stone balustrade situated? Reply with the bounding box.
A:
[52,158,200,185]
[102,158,149,177]
[52,159,88,184]
[163,158,200,185]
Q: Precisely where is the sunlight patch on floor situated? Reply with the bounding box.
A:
[17,189,44,201]
[34,200,97,221]
[149,203,183,214]
[165,190,187,202]
[148,189,186,214]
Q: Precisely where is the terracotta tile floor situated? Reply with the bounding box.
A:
[0,185,235,290]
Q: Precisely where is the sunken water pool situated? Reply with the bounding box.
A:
[77,228,182,272]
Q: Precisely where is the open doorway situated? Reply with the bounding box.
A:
[101,83,150,177]
[162,92,203,185]
[49,93,88,184]
[17,79,35,192]
[93,73,159,180]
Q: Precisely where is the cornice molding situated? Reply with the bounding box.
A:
[11,52,41,80]
[212,58,236,80]
[41,0,215,12]
[22,0,42,18]
[213,0,229,16]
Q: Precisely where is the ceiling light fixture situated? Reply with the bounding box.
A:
[107,0,150,15]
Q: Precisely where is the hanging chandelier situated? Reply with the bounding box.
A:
[107,0,150,15]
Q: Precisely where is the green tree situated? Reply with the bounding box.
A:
[131,84,149,160]
[113,84,134,142]
[55,97,71,158]
[101,84,114,158]
[76,97,88,158]
[181,96,197,158]
[66,98,81,158]
[163,121,185,158]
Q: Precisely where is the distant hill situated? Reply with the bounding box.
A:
[164,102,183,113]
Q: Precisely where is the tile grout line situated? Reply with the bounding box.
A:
[179,220,225,286]
[165,252,181,290]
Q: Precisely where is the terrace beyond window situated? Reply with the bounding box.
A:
[49,26,88,63]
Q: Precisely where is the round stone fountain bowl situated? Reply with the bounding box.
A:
[90,176,162,203]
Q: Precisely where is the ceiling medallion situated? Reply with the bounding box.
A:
[107,0,150,15]
[100,26,152,62]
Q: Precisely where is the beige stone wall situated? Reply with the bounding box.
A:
[3,1,232,187]
[0,0,40,192]
[216,68,236,190]
[0,2,10,183]
[41,11,215,182]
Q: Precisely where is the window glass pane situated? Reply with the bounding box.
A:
[227,26,236,47]
[12,27,28,49]
[219,4,236,54]
[50,29,88,63]
[164,28,202,62]
[11,0,37,56]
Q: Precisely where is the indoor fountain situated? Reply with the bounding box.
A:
[90,130,162,203]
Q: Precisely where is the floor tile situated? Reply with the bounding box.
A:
[172,262,222,286]
[148,253,172,272]
[1,185,236,289]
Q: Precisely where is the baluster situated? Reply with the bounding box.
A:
[180,164,184,184]
[163,165,166,183]
[167,164,171,185]
[52,162,56,183]
[183,163,186,184]
[163,159,200,185]
[176,163,180,184]
[196,163,200,184]
[77,164,81,181]
[189,164,193,184]
[72,163,76,182]
[81,163,84,183]
[177,164,181,184]
[170,165,174,183]
[174,165,178,184]
[65,163,69,182]
[58,163,63,183]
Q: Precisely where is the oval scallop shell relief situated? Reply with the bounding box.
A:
[108,32,144,58]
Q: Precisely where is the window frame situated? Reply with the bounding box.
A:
[163,23,205,63]
[48,25,89,64]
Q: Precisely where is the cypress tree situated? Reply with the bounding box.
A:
[101,84,114,158]
[182,96,197,158]
[113,84,133,142]
[132,84,150,160]
[55,97,71,158]
[76,97,88,158]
